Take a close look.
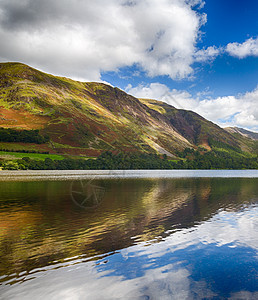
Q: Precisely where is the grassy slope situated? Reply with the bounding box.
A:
[0,151,65,161]
[139,98,256,155]
[0,62,256,158]
[0,63,192,156]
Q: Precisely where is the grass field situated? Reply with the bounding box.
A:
[0,151,65,161]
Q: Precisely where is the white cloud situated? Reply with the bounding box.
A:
[193,38,258,62]
[186,0,205,9]
[0,0,206,81]
[1,0,256,84]
[126,82,198,110]
[126,83,258,131]
[226,37,258,59]
[194,46,221,62]
[196,89,258,130]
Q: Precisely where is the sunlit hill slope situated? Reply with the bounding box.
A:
[0,62,257,157]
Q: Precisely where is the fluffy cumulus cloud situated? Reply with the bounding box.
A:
[226,37,258,59]
[194,45,221,62]
[196,89,258,130]
[194,38,258,62]
[126,83,258,131]
[126,82,198,109]
[0,0,207,81]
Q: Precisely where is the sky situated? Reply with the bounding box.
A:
[0,0,257,131]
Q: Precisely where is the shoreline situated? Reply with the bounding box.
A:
[0,169,257,181]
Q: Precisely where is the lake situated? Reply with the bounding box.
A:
[0,170,257,299]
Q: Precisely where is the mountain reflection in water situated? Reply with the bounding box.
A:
[0,175,257,299]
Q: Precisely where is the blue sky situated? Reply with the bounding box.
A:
[0,0,257,131]
[103,0,258,98]
[101,0,258,119]
[190,0,258,97]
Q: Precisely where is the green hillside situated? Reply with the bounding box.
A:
[0,62,257,169]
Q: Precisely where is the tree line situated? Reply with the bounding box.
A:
[0,149,257,170]
[0,128,49,144]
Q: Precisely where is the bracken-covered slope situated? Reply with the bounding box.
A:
[139,98,258,154]
[0,62,256,156]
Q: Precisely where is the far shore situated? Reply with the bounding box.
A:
[0,169,257,181]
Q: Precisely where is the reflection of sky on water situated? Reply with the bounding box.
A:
[2,204,257,299]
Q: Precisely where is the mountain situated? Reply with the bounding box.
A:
[225,127,258,141]
[0,62,257,157]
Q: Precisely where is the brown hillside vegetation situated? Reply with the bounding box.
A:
[0,62,257,156]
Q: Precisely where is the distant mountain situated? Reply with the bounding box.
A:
[0,62,257,157]
[225,127,258,140]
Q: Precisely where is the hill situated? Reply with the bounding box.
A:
[0,62,257,161]
[225,127,258,140]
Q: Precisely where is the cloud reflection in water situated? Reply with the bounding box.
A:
[1,204,257,299]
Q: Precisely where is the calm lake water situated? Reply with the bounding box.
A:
[0,170,257,299]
